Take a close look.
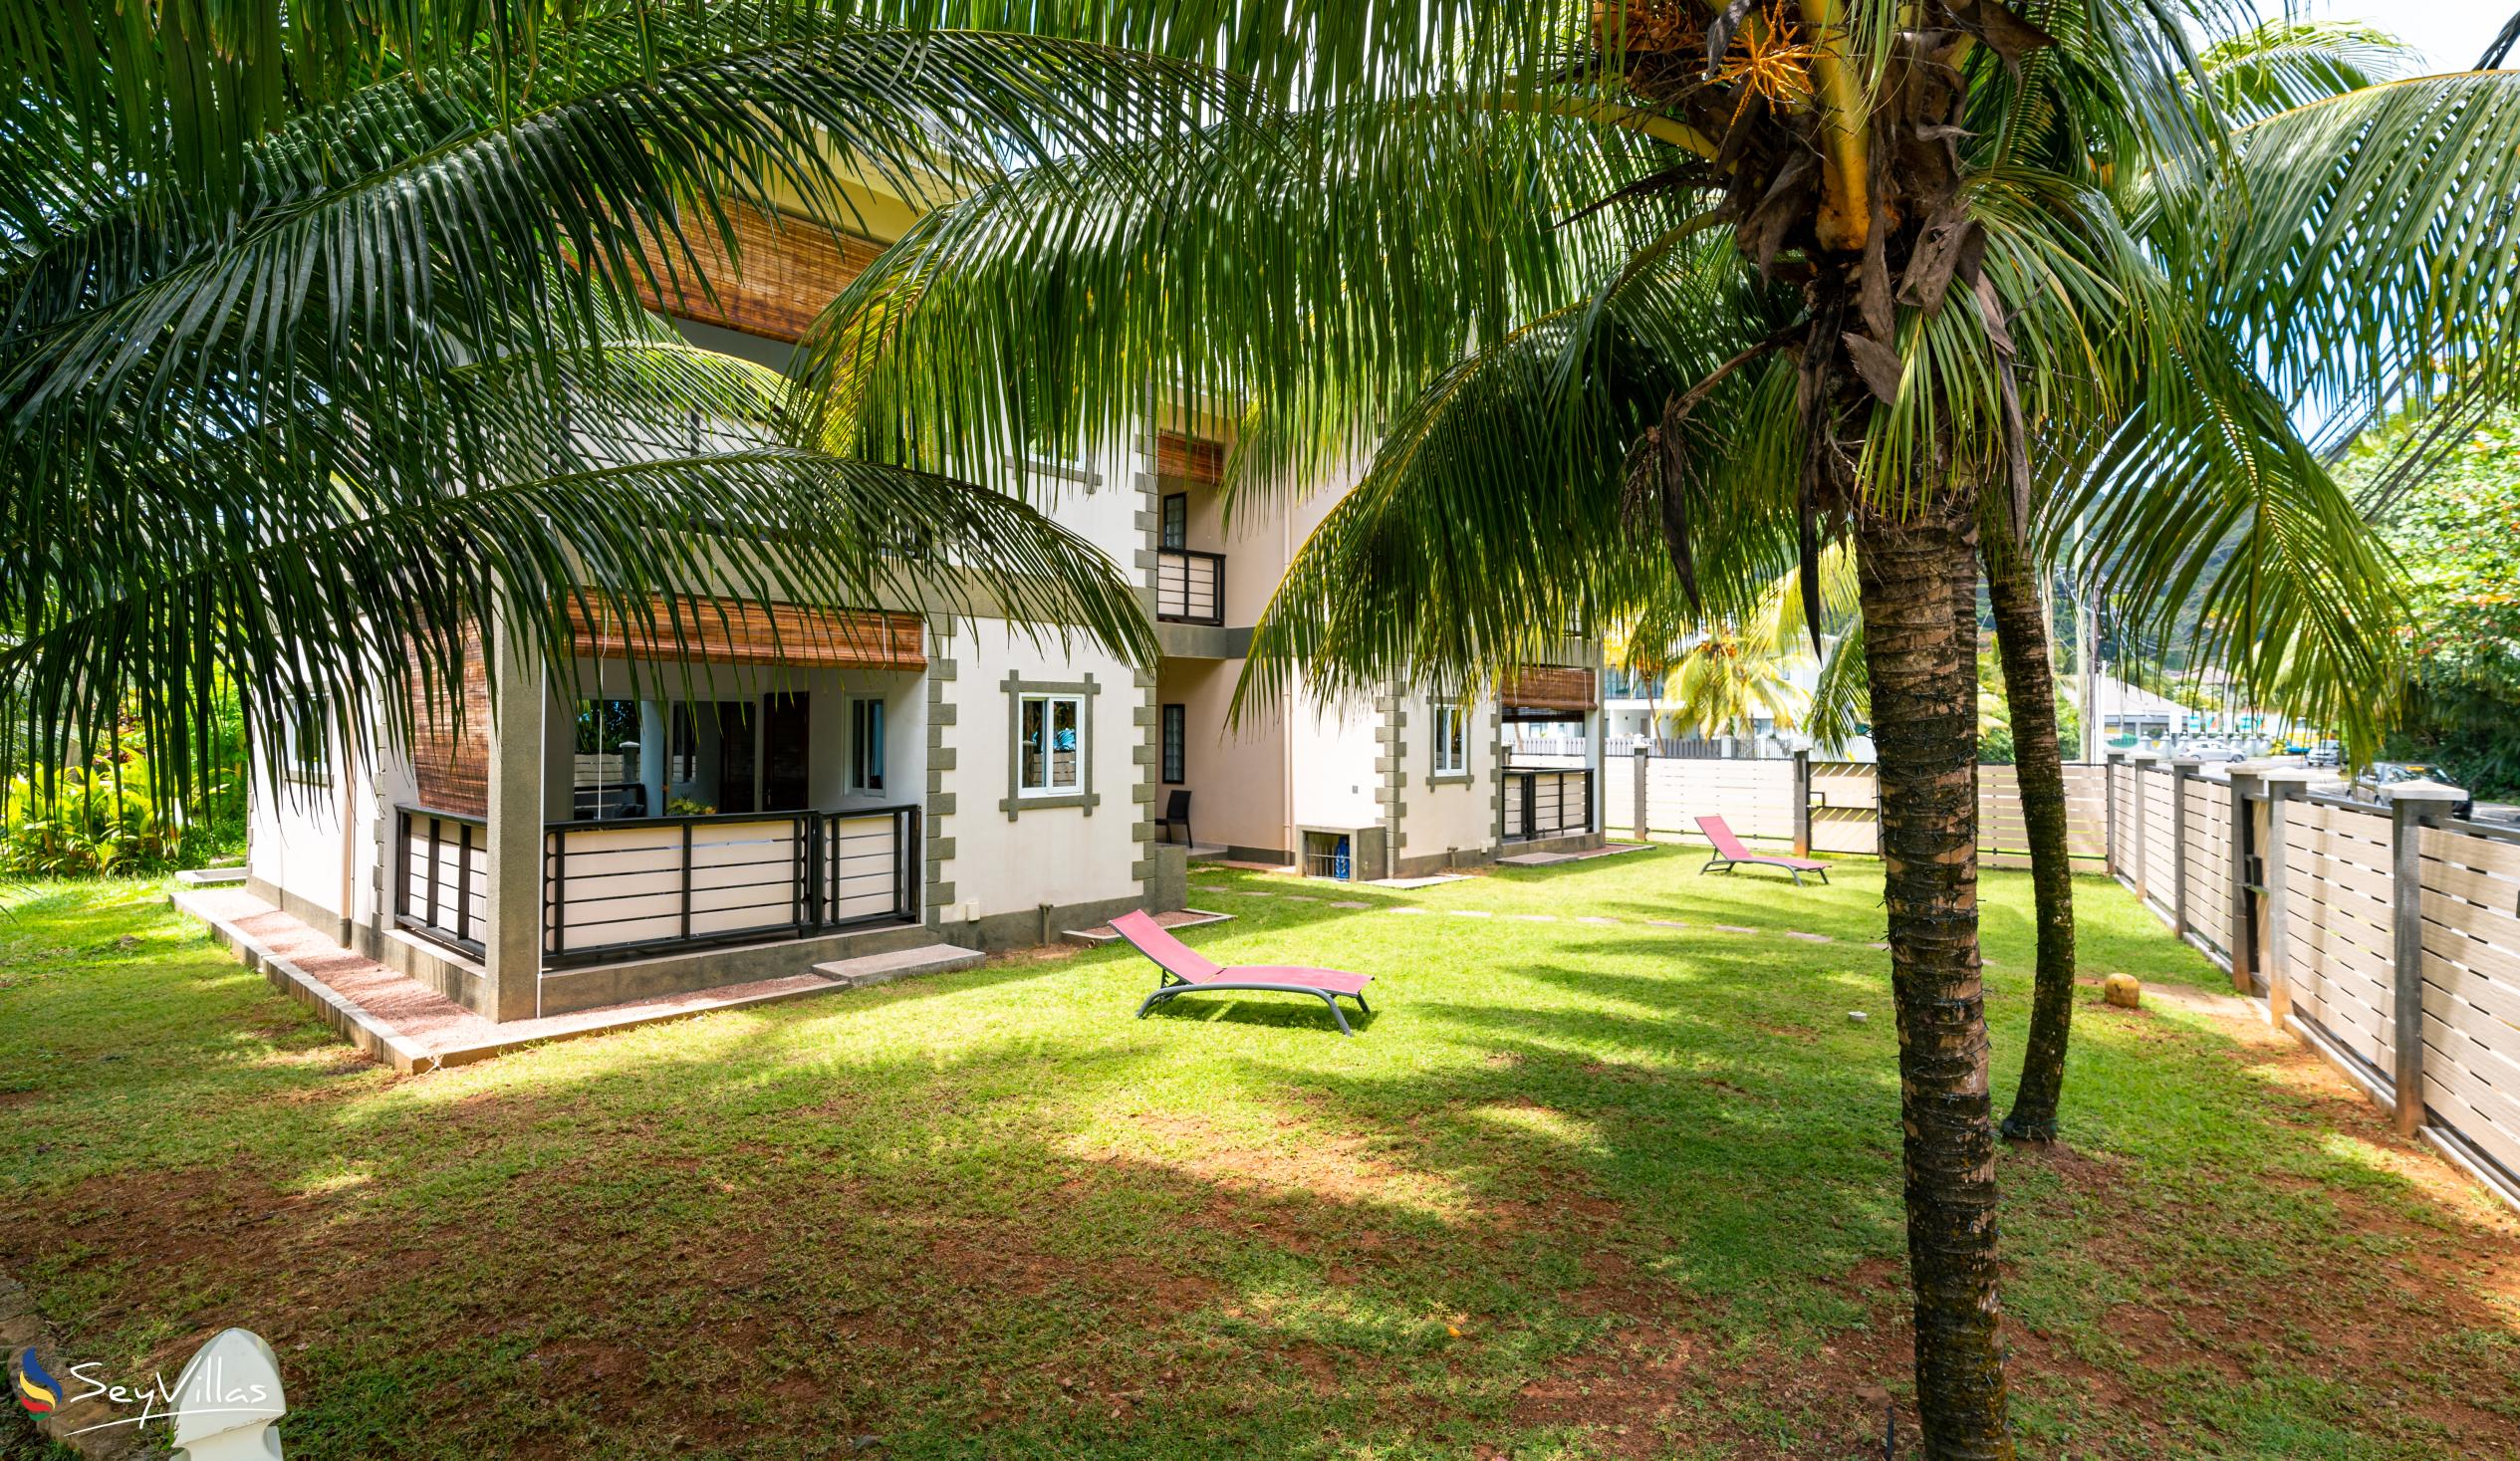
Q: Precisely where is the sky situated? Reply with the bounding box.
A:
[2250,1,2512,72]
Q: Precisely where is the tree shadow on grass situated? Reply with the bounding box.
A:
[9,876,2520,1458]
[1135,996,1378,1037]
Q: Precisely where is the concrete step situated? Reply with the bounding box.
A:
[811,941,984,990]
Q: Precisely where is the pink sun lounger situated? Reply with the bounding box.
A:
[1109,909,1374,1036]
[1696,815,1831,886]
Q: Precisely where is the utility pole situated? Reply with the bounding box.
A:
[2079,583,2101,764]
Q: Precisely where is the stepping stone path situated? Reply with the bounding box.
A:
[1785,931,1833,942]
[1328,900,1373,909]
[1714,924,1760,934]
[1577,916,1620,926]
[1509,914,1559,923]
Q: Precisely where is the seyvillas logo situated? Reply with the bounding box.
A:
[8,1330,287,1446]
[12,1346,61,1414]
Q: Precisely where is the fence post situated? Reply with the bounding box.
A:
[2104,750,2124,879]
[2129,750,2154,904]
[2389,785,2465,1139]
[1792,749,1813,857]
[2169,757,2201,939]
[2258,768,2318,1027]
[2226,766,2263,996]
[1632,744,1650,845]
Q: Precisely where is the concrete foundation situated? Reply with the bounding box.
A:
[536,918,937,1017]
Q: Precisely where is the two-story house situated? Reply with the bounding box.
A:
[241,178,1605,1027]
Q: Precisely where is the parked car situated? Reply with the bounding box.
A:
[2348,763,2474,821]
[2306,741,2342,768]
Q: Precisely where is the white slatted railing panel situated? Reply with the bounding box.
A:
[2185,784,2234,955]
[1603,762,1635,831]
[1608,758,2110,856]
[397,810,489,950]
[2109,762,2138,869]
[1808,763,1879,854]
[824,812,911,924]
[1975,765,2111,870]
[546,818,804,957]
[2284,801,2396,1077]
[2141,768,2178,915]
[2060,764,2111,861]
[1642,758,1799,841]
[2418,827,2520,1180]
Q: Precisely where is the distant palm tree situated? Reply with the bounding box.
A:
[808,5,2520,1452]
[1662,635,1807,740]
[1636,541,1861,746]
[0,1,1180,799]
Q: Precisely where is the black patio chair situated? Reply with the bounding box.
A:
[1155,789,1193,846]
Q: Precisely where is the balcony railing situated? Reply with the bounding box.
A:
[543,805,919,968]
[1156,548,1225,625]
[395,806,489,960]
[1506,769,1594,842]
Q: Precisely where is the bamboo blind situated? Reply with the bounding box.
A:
[633,203,885,344]
[564,595,924,671]
[1154,431,1226,484]
[408,621,491,819]
[1500,666,1600,713]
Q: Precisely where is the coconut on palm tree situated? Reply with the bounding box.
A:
[805,5,2520,1451]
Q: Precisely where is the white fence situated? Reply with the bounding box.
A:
[1612,747,2520,1207]
[2104,755,2520,1211]
[1603,751,2110,868]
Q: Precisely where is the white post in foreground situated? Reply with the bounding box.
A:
[1631,744,1650,846]
[171,1329,287,1460]
[2254,766,2322,1028]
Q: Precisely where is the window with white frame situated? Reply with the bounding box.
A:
[1018,693,1085,795]
[286,695,332,785]
[1431,701,1469,777]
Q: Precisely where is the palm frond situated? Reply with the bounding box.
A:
[1233,247,1805,717]
[2051,332,2406,749]
[799,100,1710,502]
[4,325,1149,800]
[2150,71,2520,428]
[3,7,1204,806]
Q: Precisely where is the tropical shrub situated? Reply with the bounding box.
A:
[0,705,245,876]
[2353,415,2520,798]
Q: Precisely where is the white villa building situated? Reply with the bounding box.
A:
[245,191,1604,1025]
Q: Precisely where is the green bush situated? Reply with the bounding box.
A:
[0,704,246,876]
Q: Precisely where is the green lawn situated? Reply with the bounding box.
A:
[5,851,2519,1458]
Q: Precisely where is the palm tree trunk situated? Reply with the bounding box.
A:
[1988,540,2078,1143]
[1856,500,2014,1460]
